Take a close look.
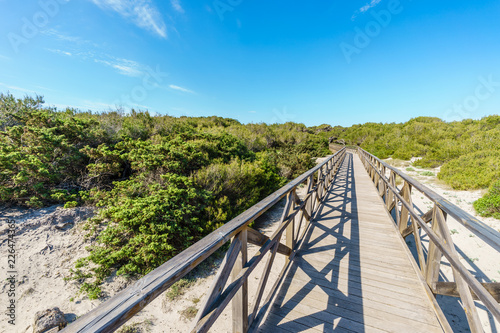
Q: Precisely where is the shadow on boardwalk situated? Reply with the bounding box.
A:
[260,153,365,332]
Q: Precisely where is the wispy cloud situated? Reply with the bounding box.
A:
[169,84,195,94]
[80,100,118,110]
[0,82,36,94]
[248,110,256,114]
[171,0,184,13]
[42,28,146,77]
[352,0,382,20]
[360,0,382,12]
[42,29,83,43]
[95,57,145,77]
[90,0,167,38]
[50,100,117,112]
[0,54,10,61]
[47,48,73,56]
[45,45,146,78]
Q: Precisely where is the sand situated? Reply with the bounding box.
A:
[1,156,499,332]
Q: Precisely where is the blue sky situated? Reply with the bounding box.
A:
[1,0,499,126]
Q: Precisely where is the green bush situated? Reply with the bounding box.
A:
[81,173,211,287]
[0,95,100,206]
[438,150,500,190]
[474,180,500,219]
[195,157,284,228]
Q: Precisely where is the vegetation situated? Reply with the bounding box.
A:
[311,116,500,221]
[179,306,198,321]
[0,93,329,298]
[1,92,498,299]
[474,180,500,219]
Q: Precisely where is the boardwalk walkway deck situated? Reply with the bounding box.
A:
[259,152,444,332]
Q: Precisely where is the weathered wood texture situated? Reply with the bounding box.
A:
[358,148,500,332]
[259,153,446,333]
[61,149,346,333]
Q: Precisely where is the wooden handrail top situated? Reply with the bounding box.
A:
[359,148,500,252]
[62,148,346,333]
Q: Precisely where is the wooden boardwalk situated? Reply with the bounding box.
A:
[259,153,444,333]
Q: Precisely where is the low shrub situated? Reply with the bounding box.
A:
[438,150,500,190]
[474,180,500,219]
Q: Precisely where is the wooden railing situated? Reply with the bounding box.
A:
[358,148,500,333]
[61,148,347,333]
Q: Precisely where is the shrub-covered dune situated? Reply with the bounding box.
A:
[1,92,498,297]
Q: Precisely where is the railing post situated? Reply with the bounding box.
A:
[426,204,444,291]
[232,229,248,333]
[387,171,396,210]
[285,194,296,263]
[435,208,483,333]
[399,181,412,233]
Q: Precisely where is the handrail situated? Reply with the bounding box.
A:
[359,149,500,251]
[62,148,347,333]
[358,148,500,333]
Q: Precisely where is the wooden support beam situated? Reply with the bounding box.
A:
[436,208,483,333]
[401,208,433,239]
[232,230,248,333]
[435,282,500,302]
[398,182,412,233]
[425,205,444,291]
[248,242,279,328]
[246,227,292,257]
[194,237,242,327]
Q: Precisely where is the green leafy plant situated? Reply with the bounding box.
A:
[473,180,500,219]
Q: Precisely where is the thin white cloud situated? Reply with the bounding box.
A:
[90,0,167,38]
[248,111,256,114]
[33,85,59,93]
[360,0,382,12]
[44,45,145,78]
[169,84,195,94]
[0,54,10,61]
[42,29,82,43]
[352,0,382,20]
[0,82,36,94]
[47,48,73,56]
[170,0,184,13]
[51,100,117,111]
[94,57,145,77]
[42,29,101,49]
[81,100,118,110]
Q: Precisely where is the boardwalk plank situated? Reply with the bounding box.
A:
[259,153,444,333]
